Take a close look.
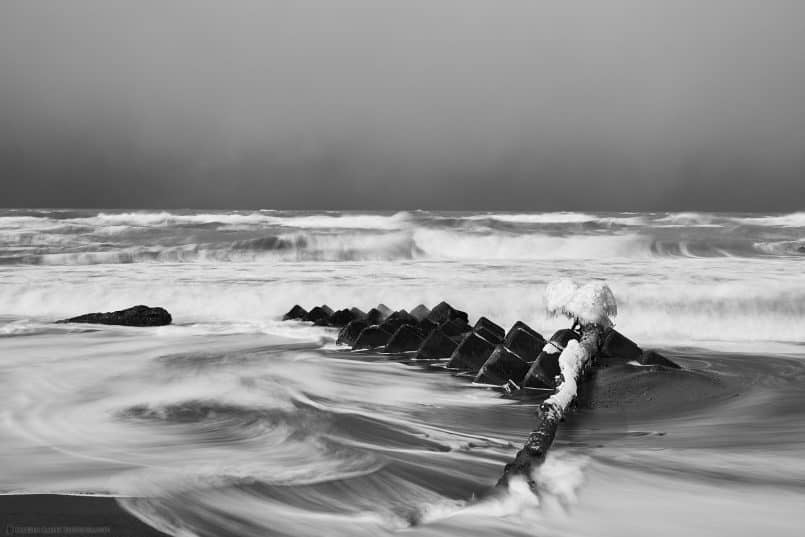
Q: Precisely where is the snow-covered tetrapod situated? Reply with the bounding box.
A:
[496,279,617,490]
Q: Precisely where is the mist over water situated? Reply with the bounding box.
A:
[1,209,804,536]
[3,2,805,210]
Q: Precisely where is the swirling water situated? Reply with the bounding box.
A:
[0,210,803,536]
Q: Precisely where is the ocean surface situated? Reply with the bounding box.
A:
[0,209,803,536]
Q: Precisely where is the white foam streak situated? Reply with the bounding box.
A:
[0,211,413,232]
[8,231,656,264]
[413,230,651,260]
[2,258,803,349]
[532,452,590,506]
[3,210,804,265]
[463,212,646,226]
[737,211,805,227]
[75,211,412,230]
[753,239,805,256]
[465,212,599,224]
[655,212,718,226]
[419,452,589,526]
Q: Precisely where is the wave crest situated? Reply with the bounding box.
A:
[737,212,805,228]
[753,240,805,256]
[76,211,413,230]
[8,230,795,265]
[413,230,652,260]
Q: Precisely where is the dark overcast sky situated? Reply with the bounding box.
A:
[1,1,804,210]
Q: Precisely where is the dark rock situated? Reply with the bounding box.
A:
[427,301,469,325]
[521,348,562,389]
[504,327,546,362]
[304,305,334,324]
[409,304,431,322]
[474,317,505,344]
[325,308,360,328]
[520,329,572,388]
[799,246,805,253]
[640,349,681,369]
[379,310,419,333]
[376,303,393,318]
[61,305,172,327]
[418,318,438,336]
[446,331,496,371]
[349,307,367,320]
[440,318,471,338]
[353,326,393,350]
[548,328,579,352]
[415,328,459,359]
[475,345,531,385]
[599,329,643,365]
[507,321,543,341]
[382,309,409,321]
[385,324,425,353]
[336,319,369,346]
[365,307,390,325]
[475,326,500,344]
[282,305,308,321]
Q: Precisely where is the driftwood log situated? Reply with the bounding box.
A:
[496,324,602,489]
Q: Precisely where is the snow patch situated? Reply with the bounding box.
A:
[545,279,617,327]
[542,342,561,354]
[544,339,589,411]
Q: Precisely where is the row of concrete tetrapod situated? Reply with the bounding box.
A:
[282,301,679,392]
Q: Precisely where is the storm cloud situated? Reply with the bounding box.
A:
[1,0,804,210]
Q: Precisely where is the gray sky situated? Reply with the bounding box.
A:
[1,0,804,210]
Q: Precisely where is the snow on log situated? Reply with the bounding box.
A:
[545,278,617,328]
[497,280,615,491]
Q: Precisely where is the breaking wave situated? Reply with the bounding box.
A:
[13,233,417,264]
[9,229,805,265]
[464,212,601,224]
[655,212,720,227]
[413,230,652,260]
[737,211,805,228]
[0,211,414,230]
[2,266,803,347]
[461,212,648,228]
[2,210,804,265]
[3,210,805,231]
[3,229,799,265]
[753,240,805,256]
[2,231,663,265]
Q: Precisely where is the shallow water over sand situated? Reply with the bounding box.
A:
[1,210,803,536]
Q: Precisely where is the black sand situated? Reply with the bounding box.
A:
[0,495,169,537]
